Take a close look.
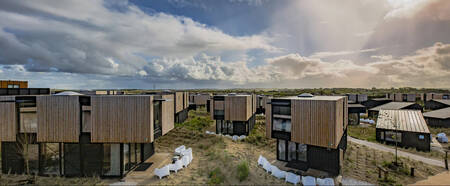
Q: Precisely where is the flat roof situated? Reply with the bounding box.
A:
[423,107,450,119]
[275,95,345,101]
[369,102,416,111]
[376,110,429,133]
[348,103,365,108]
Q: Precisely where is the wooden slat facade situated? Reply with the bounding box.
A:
[224,96,252,121]
[0,80,28,88]
[175,92,184,113]
[184,92,189,109]
[162,94,174,135]
[265,98,272,138]
[90,96,153,143]
[0,96,16,101]
[36,96,80,142]
[291,99,340,148]
[193,94,210,105]
[0,102,17,141]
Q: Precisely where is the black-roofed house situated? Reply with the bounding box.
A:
[423,107,450,128]
[348,103,366,125]
[362,98,392,110]
[368,102,422,118]
[425,99,450,111]
[376,110,430,151]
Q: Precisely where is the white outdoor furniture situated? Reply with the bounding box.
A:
[263,160,272,173]
[285,172,301,185]
[317,178,335,186]
[238,135,246,140]
[270,165,286,179]
[302,176,316,186]
[175,145,186,154]
[181,154,190,167]
[257,155,265,166]
[154,165,170,179]
[110,182,138,186]
[437,133,448,143]
[232,135,238,141]
[185,148,193,163]
[169,159,183,173]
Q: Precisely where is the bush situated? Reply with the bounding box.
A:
[236,161,249,182]
[208,167,225,184]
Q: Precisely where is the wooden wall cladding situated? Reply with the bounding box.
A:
[184,92,189,109]
[0,96,16,101]
[291,99,344,149]
[91,96,153,143]
[252,94,257,114]
[37,96,80,142]
[0,102,17,141]
[265,98,271,138]
[224,96,251,121]
[175,92,184,113]
[194,94,210,105]
[210,99,214,119]
[162,94,175,135]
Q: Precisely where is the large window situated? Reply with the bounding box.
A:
[124,144,130,172]
[278,139,286,161]
[273,118,291,132]
[130,144,136,166]
[103,144,121,176]
[297,144,307,161]
[216,120,223,134]
[385,131,402,142]
[273,105,291,115]
[40,143,60,175]
[20,112,37,133]
[288,141,296,161]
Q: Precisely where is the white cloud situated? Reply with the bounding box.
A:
[0,0,276,77]
[309,48,379,59]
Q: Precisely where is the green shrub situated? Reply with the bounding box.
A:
[236,161,249,182]
[208,167,225,184]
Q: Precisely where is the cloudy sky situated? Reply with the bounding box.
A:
[0,0,449,89]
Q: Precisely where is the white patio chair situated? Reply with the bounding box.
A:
[169,160,183,173]
[317,178,334,186]
[285,172,301,185]
[270,165,286,179]
[302,176,316,186]
[263,160,272,173]
[186,148,193,163]
[175,145,186,154]
[154,164,170,179]
[239,135,246,140]
[232,135,238,141]
[257,155,265,166]
[181,154,190,167]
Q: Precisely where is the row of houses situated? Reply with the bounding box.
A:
[0,84,190,177]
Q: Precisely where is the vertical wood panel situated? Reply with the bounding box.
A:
[0,102,17,141]
[162,94,175,135]
[91,96,154,143]
[225,96,251,121]
[265,98,271,138]
[291,99,341,148]
[37,96,80,142]
[175,92,184,113]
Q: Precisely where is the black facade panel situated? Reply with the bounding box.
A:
[175,109,188,123]
[232,122,247,136]
[1,142,24,174]
[64,144,81,176]
[142,143,154,162]
[206,100,211,112]
[272,131,291,141]
[81,143,103,176]
[307,145,340,176]
[425,117,450,128]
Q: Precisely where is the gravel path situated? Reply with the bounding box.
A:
[349,136,445,168]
